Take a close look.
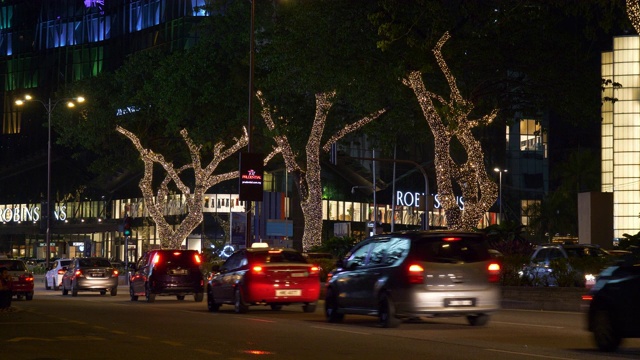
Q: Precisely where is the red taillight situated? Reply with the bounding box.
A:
[487,262,501,283]
[309,265,320,277]
[251,265,264,274]
[152,253,160,265]
[442,237,461,242]
[74,269,84,278]
[194,253,202,264]
[113,269,119,277]
[20,274,34,282]
[407,264,424,284]
[582,295,593,301]
[57,269,65,275]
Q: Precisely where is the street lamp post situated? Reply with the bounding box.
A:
[493,167,508,224]
[15,95,85,270]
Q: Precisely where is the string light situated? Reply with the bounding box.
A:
[402,32,498,230]
[629,0,640,33]
[116,126,249,249]
[257,90,386,250]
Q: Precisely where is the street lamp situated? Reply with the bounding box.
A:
[493,167,508,224]
[15,95,85,270]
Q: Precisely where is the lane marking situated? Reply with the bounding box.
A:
[311,326,371,335]
[492,321,564,329]
[485,348,577,360]
[195,349,222,355]
[161,340,184,347]
[242,317,276,323]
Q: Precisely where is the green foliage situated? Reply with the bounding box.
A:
[498,253,532,286]
[308,236,359,260]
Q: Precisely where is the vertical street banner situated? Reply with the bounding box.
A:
[239,152,264,201]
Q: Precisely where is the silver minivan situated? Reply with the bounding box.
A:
[325,230,502,327]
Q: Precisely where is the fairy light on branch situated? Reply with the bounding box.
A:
[257,90,386,250]
[116,125,248,248]
[403,31,498,230]
[629,0,640,33]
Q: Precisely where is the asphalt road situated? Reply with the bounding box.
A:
[1,280,640,360]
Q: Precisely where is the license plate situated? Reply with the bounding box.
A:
[91,273,104,277]
[275,289,301,296]
[444,298,476,307]
[291,272,307,277]
[170,269,188,275]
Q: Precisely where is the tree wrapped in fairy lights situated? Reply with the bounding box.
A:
[403,32,498,230]
[258,91,386,251]
[629,0,640,32]
[116,126,248,249]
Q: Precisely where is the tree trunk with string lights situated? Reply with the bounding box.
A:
[258,91,386,251]
[403,32,498,230]
[116,126,248,249]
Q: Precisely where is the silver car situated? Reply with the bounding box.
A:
[325,230,502,327]
[61,257,119,296]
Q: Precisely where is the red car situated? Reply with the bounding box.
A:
[0,259,34,300]
[207,247,320,313]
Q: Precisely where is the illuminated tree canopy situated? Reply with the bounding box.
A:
[403,32,498,230]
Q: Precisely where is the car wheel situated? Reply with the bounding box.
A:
[45,278,51,290]
[325,288,344,323]
[592,309,621,352]
[234,288,248,313]
[26,292,33,301]
[467,314,490,326]
[53,281,59,291]
[100,290,107,296]
[207,289,220,312]
[62,285,68,296]
[72,285,78,297]
[145,285,156,303]
[303,301,317,313]
[129,286,138,301]
[270,304,283,311]
[16,295,24,300]
[110,288,117,296]
[194,292,204,302]
[379,292,401,328]
[177,295,185,301]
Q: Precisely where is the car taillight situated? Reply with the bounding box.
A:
[20,274,34,282]
[74,269,84,278]
[57,269,65,275]
[152,253,161,265]
[582,295,593,301]
[194,253,202,264]
[112,269,119,277]
[251,265,265,275]
[407,264,424,284]
[487,262,501,283]
[308,265,320,277]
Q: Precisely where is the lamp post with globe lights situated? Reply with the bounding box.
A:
[15,95,85,269]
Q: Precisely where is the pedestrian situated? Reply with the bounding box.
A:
[0,266,12,310]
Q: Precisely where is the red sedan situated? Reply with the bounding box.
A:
[207,247,320,313]
[0,259,34,300]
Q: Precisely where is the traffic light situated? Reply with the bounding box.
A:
[123,216,132,237]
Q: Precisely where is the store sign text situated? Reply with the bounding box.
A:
[396,191,464,211]
[0,205,67,223]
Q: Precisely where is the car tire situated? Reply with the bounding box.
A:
[72,286,78,297]
[234,288,248,314]
[53,281,59,291]
[177,295,185,301]
[303,301,317,313]
[325,288,344,323]
[592,308,621,352]
[129,286,138,301]
[379,292,401,328]
[270,304,283,311]
[110,288,117,296]
[26,292,33,301]
[467,314,490,326]
[194,292,204,302]
[45,278,51,290]
[145,285,156,303]
[207,289,220,312]
[62,286,68,296]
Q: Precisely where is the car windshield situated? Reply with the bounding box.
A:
[0,260,26,271]
[412,235,491,263]
[78,258,111,267]
[251,251,307,264]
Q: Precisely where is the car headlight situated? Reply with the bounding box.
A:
[584,274,596,282]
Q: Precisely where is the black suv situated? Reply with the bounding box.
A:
[585,253,640,352]
[129,249,204,303]
[325,230,501,328]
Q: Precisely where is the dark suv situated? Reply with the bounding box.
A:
[325,230,501,328]
[129,249,204,303]
[585,253,640,352]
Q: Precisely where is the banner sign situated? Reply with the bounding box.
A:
[239,152,264,202]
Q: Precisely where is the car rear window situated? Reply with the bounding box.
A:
[411,235,491,263]
[0,260,26,271]
[564,247,608,258]
[78,258,111,267]
[251,250,307,264]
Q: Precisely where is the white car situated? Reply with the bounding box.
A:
[45,259,72,290]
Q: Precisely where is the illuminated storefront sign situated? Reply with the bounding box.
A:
[396,191,464,211]
[0,205,67,223]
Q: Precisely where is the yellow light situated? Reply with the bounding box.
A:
[629,0,640,33]
[403,32,498,230]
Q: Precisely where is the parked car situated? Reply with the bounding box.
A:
[61,257,119,297]
[207,247,320,313]
[0,259,34,300]
[45,258,72,290]
[324,230,502,328]
[129,249,204,303]
[585,253,640,352]
[521,244,612,287]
